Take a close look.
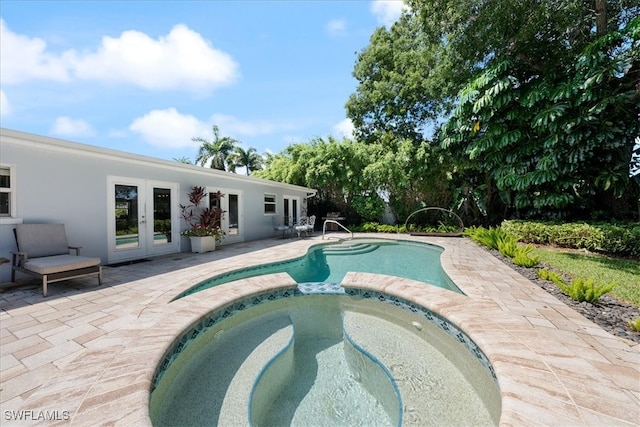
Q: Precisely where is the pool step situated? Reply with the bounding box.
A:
[217,315,293,426]
[323,242,371,252]
[322,243,378,256]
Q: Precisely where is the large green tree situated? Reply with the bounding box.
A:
[441,16,640,220]
[347,0,639,222]
[346,11,458,143]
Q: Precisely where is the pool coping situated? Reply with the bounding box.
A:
[1,234,638,426]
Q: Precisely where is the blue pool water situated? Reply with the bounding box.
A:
[177,239,461,299]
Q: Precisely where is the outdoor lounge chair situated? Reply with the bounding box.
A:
[11,224,102,297]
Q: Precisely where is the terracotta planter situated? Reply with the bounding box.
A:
[189,236,216,253]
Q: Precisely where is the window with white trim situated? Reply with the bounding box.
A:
[264,193,276,214]
[0,166,15,217]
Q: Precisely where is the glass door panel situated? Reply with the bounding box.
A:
[292,199,298,225]
[153,187,172,245]
[283,198,290,225]
[114,184,140,249]
[228,194,239,236]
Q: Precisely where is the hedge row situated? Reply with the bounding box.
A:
[351,222,462,234]
[501,220,640,258]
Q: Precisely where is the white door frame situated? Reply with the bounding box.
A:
[107,176,180,263]
[207,186,244,244]
[283,195,301,225]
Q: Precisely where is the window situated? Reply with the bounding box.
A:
[264,194,276,214]
[0,166,15,217]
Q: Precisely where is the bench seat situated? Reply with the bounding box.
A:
[23,254,102,275]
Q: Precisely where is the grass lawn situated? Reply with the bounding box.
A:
[531,248,640,307]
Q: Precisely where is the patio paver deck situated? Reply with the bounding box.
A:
[1,234,638,426]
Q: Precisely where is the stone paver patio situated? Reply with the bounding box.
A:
[1,234,638,426]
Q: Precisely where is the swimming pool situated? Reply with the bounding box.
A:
[150,287,500,426]
[177,239,461,299]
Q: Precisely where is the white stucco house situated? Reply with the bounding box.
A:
[0,128,316,283]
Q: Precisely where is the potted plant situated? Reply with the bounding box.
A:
[180,186,225,253]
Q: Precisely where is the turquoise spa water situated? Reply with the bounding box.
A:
[178,239,461,298]
[150,295,500,426]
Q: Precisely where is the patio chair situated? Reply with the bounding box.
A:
[272,216,292,238]
[294,216,309,238]
[306,215,316,235]
[11,224,102,297]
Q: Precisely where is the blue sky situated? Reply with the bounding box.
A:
[1,0,405,163]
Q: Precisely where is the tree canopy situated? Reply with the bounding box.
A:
[192,125,265,175]
[260,0,639,224]
[227,146,263,175]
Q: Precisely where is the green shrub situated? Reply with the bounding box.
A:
[502,220,640,258]
[556,277,616,303]
[352,222,403,233]
[359,222,380,232]
[629,318,640,332]
[466,226,539,266]
[497,237,518,258]
[466,226,512,250]
[512,246,540,267]
[352,194,385,223]
[538,268,615,302]
[375,224,395,233]
[537,268,565,286]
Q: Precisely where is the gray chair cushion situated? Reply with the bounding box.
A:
[16,224,70,258]
[24,254,101,275]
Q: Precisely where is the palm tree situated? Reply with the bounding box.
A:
[193,125,238,171]
[227,146,264,176]
[173,156,193,164]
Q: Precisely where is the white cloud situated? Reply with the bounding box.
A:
[326,19,347,37]
[69,24,239,92]
[129,108,208,149]
[130,109,297,150]
[0,91,9,116]
[333,118,355,139]
[370,0,406,27]
[50,116,95,137]
[1,20,238,93]
[0,19,70,84]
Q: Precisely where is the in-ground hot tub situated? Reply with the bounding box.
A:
[150,285,501,426]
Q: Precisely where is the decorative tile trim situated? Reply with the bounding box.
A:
[296,282,344,294]
[151,283,496,394]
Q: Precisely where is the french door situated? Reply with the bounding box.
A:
[107,177,180,263]
[283,195,300,226]
[208,187,243,244]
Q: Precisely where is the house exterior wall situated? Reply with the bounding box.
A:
[0,128,315,283]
